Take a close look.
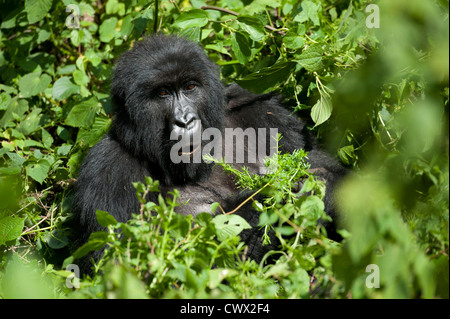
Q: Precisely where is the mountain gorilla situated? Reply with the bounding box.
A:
[72,35,346,274]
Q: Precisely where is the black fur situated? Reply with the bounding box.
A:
[72,35,346,274]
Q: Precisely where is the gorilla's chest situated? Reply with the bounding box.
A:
[160,163,261,217]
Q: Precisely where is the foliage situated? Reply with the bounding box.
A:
[0,0,448,299]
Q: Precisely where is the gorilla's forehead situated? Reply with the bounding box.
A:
[144,56,210,87]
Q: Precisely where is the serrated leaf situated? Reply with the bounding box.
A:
[65,96,99,128]
[212,214,251,241]
[26,158,51,184]
[294,0,321,26]
[237,16,265,42]
[173,9,209,29]
[0,216,25,245]
[25,0,52,24]
[75,116,111,146]
[283,31,304,50]
[52,76,80,100]
[299,195,325,224]
[311,94,332,126]
[338,145,356,165]
[296,45,323,72]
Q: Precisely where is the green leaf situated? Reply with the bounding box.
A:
[212,214,251,242]
[65,96,99,128]
[299,195,325,224]
[0,92,11,111]
[236,61,296,93]
[72,232,108,259]
[16,108,42,136]
[52,76,80,100]
[294,0,321,26]
[18,72,52,98]
[237,15,265,42]
[296,45,323,72]
[311,94,332,126]
[41,128,54,149]
[24,0,52,24]
[173,9,209,29]
[337,145,356,165]
[0,216,25,245]
[105,0,125,16]
[96,210,118,228]
[231,32,251,65]
[1,7,23,29]
[43,229,68,249]
[283,31,304,50]
[242,0,281,15]
[99,17,118,43]
[26,158,51,184]
[75,116,111,146]
[275,225,296,236]
[73,69,90,86]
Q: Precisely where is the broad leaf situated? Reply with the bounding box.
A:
[237,16,265,42]
[99,17,118,43]
[311,94,333,126]
[212,214,251,242]
[65,96,99,128]
[18,72,52,98]
[173,9,209,29]
[236,61,296,93]
[52,76,80,100]
[296,45,323,72]
[0,216,25,245]
[25,0,52,24]
[26,158,51,184]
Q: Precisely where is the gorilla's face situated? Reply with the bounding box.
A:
[110,35,225,185]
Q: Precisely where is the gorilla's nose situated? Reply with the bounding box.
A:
[174,112,197,129]
[172,112,201,138]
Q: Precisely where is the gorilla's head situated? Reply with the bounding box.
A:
[110,35,225,185]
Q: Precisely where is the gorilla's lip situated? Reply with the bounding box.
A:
[178,144,201,156]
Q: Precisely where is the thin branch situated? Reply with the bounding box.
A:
[201,5,239,16]
[224,181,271,215]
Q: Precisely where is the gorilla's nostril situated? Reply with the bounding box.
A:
[175,113,197,128]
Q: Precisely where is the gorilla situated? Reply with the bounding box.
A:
[72,34,346,273]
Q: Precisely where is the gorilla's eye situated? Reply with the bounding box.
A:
[186,83,196,91]
[158,88,170,97]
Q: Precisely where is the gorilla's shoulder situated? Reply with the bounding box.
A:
[225,83,276,111]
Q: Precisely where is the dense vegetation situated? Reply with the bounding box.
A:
[0,0,448,299]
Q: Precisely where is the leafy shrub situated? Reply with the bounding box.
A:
[0,0,448,299]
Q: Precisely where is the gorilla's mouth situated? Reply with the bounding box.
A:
[178,144,201,156]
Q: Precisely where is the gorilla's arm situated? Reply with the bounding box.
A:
[224,84,347,238]
[72,136,151,248]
